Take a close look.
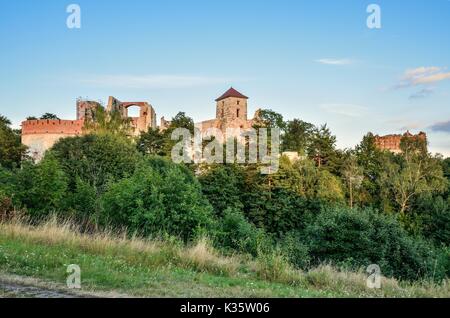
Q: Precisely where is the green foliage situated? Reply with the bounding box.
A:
[341,152,364,208]
[282,119,315,154]
[160,112,195,155]
[214,207,265,256]
[355,133,385,207]
[443,158,450,181]
[199,165,244,217]
[273,156,345,203]
[101,157,214,241]
[11,155,67,216]
[307,124,338,169]
[279,232,311,270]
[136,128,166,156]
[64,178,98,222]
[0,115,27,169]
[253,109,286,130]
[83,106,132,137]
[380,151,447,214]
[40,113,59,120]
[302,206,445,281]
[412,195,450,246]
[49,134,141,195]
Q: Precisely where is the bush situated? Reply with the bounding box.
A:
[11,155,67,217]
[63,178,98,223]
[214,207,266,256]
[301,206,445,281]
[243,186,321,237]
[280,232,311,270]
[199,165,244,217]
[101,157,214,241]
[412,195,450,246]
[50,133,141,195]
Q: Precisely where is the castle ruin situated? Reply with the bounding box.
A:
[374,131,427,153]
[21,96,157,161]
[195,87,260,139]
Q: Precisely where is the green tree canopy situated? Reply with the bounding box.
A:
[0,115,27,169]
[282,119,315,154]
[40,113,60,120]
[49,133,141,195]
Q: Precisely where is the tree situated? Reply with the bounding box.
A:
[101,157,214,241]
[252,109,286,130]
[0,115,27,169]
[12,154,68,216]
[272,156,345,203]
[161,112,196,157]
[355,133,385,207]
[136,128,166,156]
[342,152,364,208]
[282,119,315,154]
[307,124,337,169]
[166,112,195,133]
[380,147,447,215]
[26,116,38,121]
[198,164,244,217]
[302,206,443,281]
[49,133,141,196]
[443,158,450,181]
[40,113,60,120]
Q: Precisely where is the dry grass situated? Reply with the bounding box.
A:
[181,237,239,276]
[0,216,448,298]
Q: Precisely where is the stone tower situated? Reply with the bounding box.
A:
[215,87,249,130]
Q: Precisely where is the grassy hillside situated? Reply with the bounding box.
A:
[0,218,448,298]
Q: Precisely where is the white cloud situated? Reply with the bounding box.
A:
[395,66,450,88]
[80,74,234,89]
[315,58,353,65]
[319,103,368,117]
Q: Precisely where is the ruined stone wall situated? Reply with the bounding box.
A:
[76,99,102,120]
[374,131,427,153]
[21,119,84,161]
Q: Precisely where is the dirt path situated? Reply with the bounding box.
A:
[0,280,89,298]
[0,273,129,298]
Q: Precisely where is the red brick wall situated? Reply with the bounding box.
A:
[21,119,84,135]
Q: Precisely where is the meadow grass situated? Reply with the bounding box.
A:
[0,216,448,298]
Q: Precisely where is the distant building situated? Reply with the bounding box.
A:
[374,131,427,153]
[21,96,157,161]
[195,87,260,139]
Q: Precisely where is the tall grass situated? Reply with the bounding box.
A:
[0,215,448,298]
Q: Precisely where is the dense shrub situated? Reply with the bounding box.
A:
[243,186,322,237]
[214,207,266,256]
[199,165,244,217]
[279,231,311,270]
[101,157,214,241]
[63,177,98,223]
[412,195,450,246]
[11,155,68,217]
[50,134,141,194]
[301,206,445,281]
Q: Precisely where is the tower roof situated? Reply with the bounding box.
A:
[215,87,248,102]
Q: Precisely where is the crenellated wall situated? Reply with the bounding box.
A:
[21,119,84,161]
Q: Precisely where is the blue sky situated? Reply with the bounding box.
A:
[1,0,449,156]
